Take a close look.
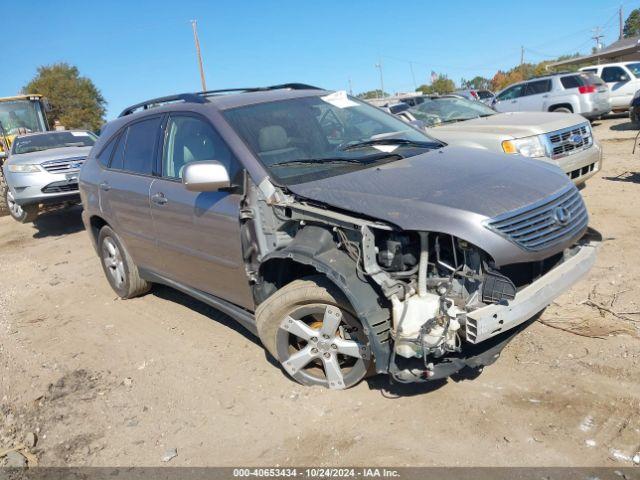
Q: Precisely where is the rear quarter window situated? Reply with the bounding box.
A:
[560,76,583,89]
[96,135,119,167]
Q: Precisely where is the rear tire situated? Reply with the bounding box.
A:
[97,225,151,299]
[255,275,373,390]
[5,188,38,223]
[551,106,572,113]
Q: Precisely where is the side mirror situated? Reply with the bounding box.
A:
[182,160,230,192]
[0,151,7,160]
[620,74,630,82]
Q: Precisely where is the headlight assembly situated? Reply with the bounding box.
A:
[502,135,548,158]
[7,164,42,173]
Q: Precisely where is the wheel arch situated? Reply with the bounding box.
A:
[548,103,574,113]
[257,225,392,373]
[88,215,109,249]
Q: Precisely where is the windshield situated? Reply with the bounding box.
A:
[626,63,640,77]
[409,96,495,127]
[0,99,47,135]
[223,93,441,185]
[12,131,96,155]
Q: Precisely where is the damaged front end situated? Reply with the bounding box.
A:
[245,177,598,384]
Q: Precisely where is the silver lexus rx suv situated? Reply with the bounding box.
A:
[79,84,598,390]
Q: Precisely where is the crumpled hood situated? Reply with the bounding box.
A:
[430,111,587,138]
[8,146,92,165]
[288,146,571,231]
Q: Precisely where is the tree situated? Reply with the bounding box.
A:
[416,74,456,94]
[356,89,389,99]
[461,76,490,90]
[624,8,640,38]
[23,63,106,131]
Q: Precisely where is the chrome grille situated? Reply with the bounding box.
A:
[485,186,588,251]
[41,157,86,174]
[545,123,592,159]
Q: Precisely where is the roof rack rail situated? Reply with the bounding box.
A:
[118,83,323,117]
[118,93,208,117]
[197,83,322,97]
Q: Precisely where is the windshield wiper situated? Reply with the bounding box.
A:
[340,138,441,151]
[269,152,406,168]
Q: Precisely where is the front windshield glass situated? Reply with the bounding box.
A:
[409,96,496,127]
[12,131,96,155]
[223,94,441,185]
[626,63,640,77]
[0,100,47,135]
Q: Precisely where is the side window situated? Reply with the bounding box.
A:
[560,76,582,89]
[110,131,127,170]
[123,116,162,175]
[581,68,597,74]
[524,80,552,96]
[96,134,119,167]
[162,115,240,181]
[497,84,524,101]
[601,66,628,82]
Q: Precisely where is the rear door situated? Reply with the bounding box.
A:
[493,84,525,112]
[149,113,254,309]
[99,116,163,270]
[518,79,552,111]
[601,65,635,108]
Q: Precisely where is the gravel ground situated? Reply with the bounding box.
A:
[1,116,639,467]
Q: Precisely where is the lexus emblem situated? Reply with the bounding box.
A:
[553,206,571,226]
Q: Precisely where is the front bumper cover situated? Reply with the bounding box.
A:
[466,236,598,344]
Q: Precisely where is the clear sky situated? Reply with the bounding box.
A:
[1,0,629,120]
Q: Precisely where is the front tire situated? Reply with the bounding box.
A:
[5,189,38,223]
[551,106,572,113]
[255,275,372,390]
[97,226,151,299]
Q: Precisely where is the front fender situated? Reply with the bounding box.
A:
[261,226,392,373]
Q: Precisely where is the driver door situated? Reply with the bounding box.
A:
[493,84,525,112]
[149,113,253,309]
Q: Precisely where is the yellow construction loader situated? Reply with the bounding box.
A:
[0,95,50,216]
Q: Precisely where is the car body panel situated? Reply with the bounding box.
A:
[286,146,584,266]
[149,178,254,309]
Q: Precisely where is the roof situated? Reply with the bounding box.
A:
[0,94,43,102]
[548,36,640,68]
[118,84,326,117]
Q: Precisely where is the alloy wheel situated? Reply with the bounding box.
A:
[6,190,24,219]
[102,237,125,289]
[276,304,370,390]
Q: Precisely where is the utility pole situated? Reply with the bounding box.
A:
[409,61,417,90]
[191,20,207,91]
[374,58,385,99]
[520,46,524,66]
[592,27,604,52]
[619,5,624,40]
[348,77,353,96]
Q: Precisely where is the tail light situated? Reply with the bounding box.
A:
[578,85,596,94]
[471,91,479,99]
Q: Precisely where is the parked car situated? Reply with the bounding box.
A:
[455,88,495,105]
[493,72,610,119]
[580,62,640,111]
[2,130,96,223]
[80,85,598,390]
[394,95,602,187]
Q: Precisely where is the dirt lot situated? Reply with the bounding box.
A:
[1,116,639,468]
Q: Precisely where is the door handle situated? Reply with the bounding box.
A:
[542,94,549,98]
[99,182,110,191]
[151,193,168,206]
[511,100,517,103]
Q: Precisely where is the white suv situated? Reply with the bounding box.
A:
[493,73,611,119]
[579,62,640,111]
